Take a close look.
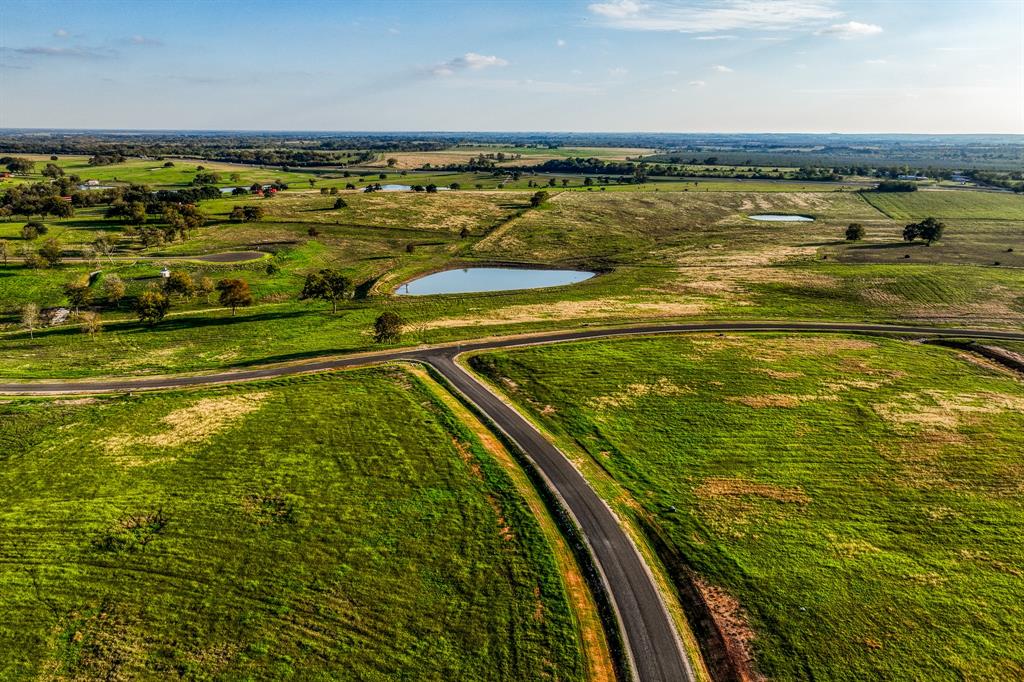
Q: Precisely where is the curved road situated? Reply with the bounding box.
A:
[5,321,1024,682]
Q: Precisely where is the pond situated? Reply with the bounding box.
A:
[748,214,815,222]
[397,267,595,295]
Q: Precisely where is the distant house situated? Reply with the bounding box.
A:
[160,267,171,279]
[0,171,11,179]
[84,179,101,186]
[897,174,928,181]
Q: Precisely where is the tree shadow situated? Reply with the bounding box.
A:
[849,242,925,250]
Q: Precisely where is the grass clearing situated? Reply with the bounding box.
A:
[861,190,1024,221]
[471,334,1024,680]
[0,367,585,679]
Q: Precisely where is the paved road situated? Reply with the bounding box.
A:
[4,321,1023,396]
[426,354,691,682]
[6,320,1024,682]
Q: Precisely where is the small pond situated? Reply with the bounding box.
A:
[398,267,594,295]
[748,214,815,222]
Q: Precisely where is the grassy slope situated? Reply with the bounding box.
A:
[0,368,584,680]
[471,334,1024,680]
[2,165,1022,379]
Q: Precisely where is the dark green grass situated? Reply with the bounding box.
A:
[471,335,1024,680]
[0,367,583,680]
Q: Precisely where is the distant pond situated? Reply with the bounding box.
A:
[748,214,815,222]
[397,267,595,295]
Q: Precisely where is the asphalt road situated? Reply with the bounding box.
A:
[7,320,1024,681]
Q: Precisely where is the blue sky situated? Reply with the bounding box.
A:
[1,0,1021,133]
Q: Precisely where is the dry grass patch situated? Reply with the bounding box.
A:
[727,394,835,408]
[589,377,690,410]
[100,392,269,461]
[873,390,1024,431]
[416,297,708,330]
[696,477,812,504]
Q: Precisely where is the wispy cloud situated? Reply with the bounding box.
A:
[864,58,887,65]
[608,66,629,77]
[589,0,645,20]
[6,45,115,59]
[712,64,734,73]
[694,35,737,40]
[129,35,163,46]
[430,52,508,77]
[53,29,69,38]
[816,21,883,38]
[689,80,706,87]
[587,0,841,33]
[556,38,567,47]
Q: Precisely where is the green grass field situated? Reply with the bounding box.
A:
[861,190,1024,221]
[2,157,1023,379]
[470,334,1024,680]
[0,367,584,680]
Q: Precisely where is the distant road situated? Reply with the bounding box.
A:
[6,320,1024,682]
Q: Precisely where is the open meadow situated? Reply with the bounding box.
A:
[2,156,1023,378]
[470,334,1024,680]
[0,367,585,680]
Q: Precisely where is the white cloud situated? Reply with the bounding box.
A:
[431,52,509,77]
[556,38,567,47]
[694,35,737,40]
[608,66,629,77]
[816,21,883,38]
[129,35,164,46]
[689,80,706,87]
[388,27,400,35]
[864,58,887,65]
[587,0,840,33]
[54,29,69,38]
[589,0,646,20]
[712,64,734,73]
[795,63,808,69]
[663,69,679,75]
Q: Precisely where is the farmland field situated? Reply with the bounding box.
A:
[3,163,1024,379]
[470,334,1024,680]
[861,190,1024,221]
[0,367,584,680]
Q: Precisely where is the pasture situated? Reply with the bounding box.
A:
[0,368,584,680]
[471,334,1024,680]
[3,156,1024,379]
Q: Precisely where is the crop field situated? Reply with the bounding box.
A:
[0,367,584,680]
[363,146,655,169]
[861,190,1024,221]
[470,334,1024,680]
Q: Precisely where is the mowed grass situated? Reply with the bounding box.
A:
[471,334,1024,680]
[861,190,1024,221]
[0,368,584,680]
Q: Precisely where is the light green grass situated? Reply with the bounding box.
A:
[861,190,1024,221]
[471,334,1024,681]
[0,367,584,680]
